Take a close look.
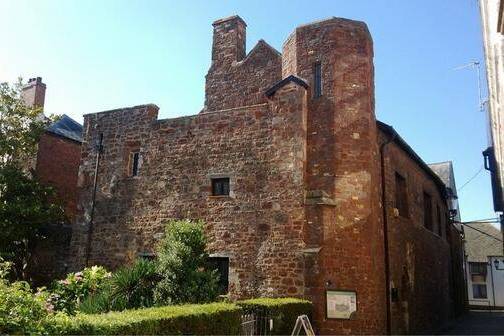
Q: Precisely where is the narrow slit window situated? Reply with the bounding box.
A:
[423,192,433,231]
[436,205,442,236]
[394,173,409,217]
[313,62,322,98]
[131,152,140,176]
[212,177,230,196]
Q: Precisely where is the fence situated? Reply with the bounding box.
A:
[241,313,274,336]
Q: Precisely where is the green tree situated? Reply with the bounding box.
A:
[0,80,46,166]
[0,80,64,279]
[154,220,220,305]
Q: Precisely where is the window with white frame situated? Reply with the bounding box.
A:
[469,262,488,299]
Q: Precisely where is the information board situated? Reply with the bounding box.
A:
[326,290,357,319]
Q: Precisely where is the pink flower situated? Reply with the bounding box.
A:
[45,302,54,313]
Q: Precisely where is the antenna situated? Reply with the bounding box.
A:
[453,61,488,113]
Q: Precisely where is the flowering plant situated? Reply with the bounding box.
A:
[48,265,111,314]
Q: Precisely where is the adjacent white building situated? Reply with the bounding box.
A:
[480,0,504,213]
[465,222,504,308]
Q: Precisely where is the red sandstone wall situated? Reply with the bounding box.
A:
[379,130,464,333]
[205,16,282,111]
[283,18,387,334]
[30,132,81,284]
[67,15,465,335]
[36,132,81,219]
[70,82,309,298]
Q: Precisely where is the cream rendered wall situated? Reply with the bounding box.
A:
[480,0,504,208]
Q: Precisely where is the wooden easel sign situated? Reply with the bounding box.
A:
[291,315,315,336]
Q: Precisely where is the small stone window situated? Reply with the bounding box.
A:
[208,257,229,294]
[436,204,442,236]
[130,152,140,176]
[313,62,322,98]
[423,192,433,231]
[212,177,230,196]
[394,173,408,217]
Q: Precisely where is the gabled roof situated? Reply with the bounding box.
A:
[464,222,503,262]
[265,75,308,97]
[46,114,83,143]
[428,161,458,198]
[246,39,281,59]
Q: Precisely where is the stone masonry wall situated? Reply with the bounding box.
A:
[29,132,81,284]
[36,132,81,220]
[68,15,465,335]
[282,18,387,334]
[70,82,309,298]
[204,16,282,111]
[379,130,462,334]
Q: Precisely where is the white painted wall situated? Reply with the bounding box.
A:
[467,256,504,307]
[489,256,504,306]
[480,0,504,203]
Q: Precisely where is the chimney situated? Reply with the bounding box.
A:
[211,15,247,66]
[21,77,46,110]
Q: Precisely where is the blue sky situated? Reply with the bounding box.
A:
[0,0,497,223]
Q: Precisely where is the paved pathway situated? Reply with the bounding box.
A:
[440,310,504,335]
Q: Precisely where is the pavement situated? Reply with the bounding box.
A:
[440,310,504,335]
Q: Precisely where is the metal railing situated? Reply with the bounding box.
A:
[241,313,274,336]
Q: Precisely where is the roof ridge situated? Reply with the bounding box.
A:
[265,75,308,97]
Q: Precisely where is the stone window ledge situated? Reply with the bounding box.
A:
[208,195,233,200]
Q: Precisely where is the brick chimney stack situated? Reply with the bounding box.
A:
[21,77,46,110]
[211,15,247,67]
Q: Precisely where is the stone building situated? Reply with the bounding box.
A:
[21,77,83,283]
[68,15,465,334]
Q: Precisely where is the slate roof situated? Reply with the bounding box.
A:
[265,75,309,97]
[46,114,83,143]
[464,222,503,262]
[376,121,448,198]
[428,161,458,198]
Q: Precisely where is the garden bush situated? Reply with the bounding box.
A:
[79,259,159,314]
[154,219,220,305]
[48,265,111,314]
[0,258,51,334]
[237,297,313,335]
[47,302,242,335]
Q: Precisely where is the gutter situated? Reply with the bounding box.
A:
[85,133,103,266]
[379,132,396,335]
[376,121,447,199]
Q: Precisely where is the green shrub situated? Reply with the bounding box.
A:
[237,297,313,335]
[47,302,242,335]
[49,265,111,314]
[154,220,220,305]
[0,258,51,334]
[80,259,159,314]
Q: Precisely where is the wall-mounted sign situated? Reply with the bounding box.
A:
[326,290,357,319]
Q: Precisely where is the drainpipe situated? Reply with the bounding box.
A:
[85,133,103,267]
[489,258,496,311]
[380,133,396,335]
